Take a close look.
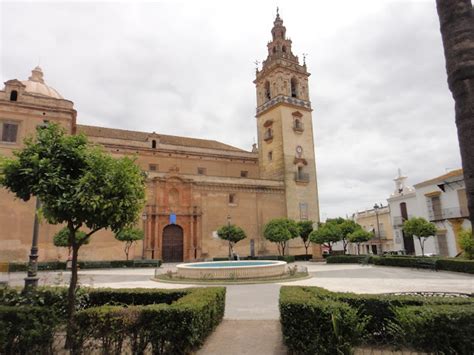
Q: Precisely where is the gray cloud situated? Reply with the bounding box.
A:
[0,0,461,219]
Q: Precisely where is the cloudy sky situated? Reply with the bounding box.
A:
[0,0,462,220]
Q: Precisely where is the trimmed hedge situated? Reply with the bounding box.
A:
[7,259,162,272]
[213,255,296,263]
[86,287,188,307]
[390,304,474,354]
[280,286,474,354]
[436,258,474,274]
[325,255,474,274]
[0,305,61,354]
[73,287,226,354]
[326,255,370,264]
[280,287,368,354]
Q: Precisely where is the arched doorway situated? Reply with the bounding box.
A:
[162,224,183,262]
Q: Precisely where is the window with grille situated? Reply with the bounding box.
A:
[149,164,157,171]
[240,170,248,178]
[197,167,206,175]
[1,122,19,143]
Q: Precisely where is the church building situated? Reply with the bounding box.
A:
[0,13,321,262]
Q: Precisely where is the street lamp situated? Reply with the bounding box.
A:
[24,122,49,292]
[227,215,232,260]
[141,211,147,259]
[373,203,383,255]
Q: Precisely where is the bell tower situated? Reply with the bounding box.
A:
[254,10,320,244]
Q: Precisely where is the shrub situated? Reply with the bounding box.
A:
[86,288,188,307]
[280,287,367,354]
[294,254,312,261]
[0,305,61,354]
[459,228,474,259]
[280,286,474,352]
[74,287,226,354]
[326,255,370,264]
[7,259,161,272]
[436,258,474,274]
[389,304,474,354]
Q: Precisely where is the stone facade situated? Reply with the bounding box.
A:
[0,13,321,263]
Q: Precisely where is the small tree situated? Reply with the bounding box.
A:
[53,227,89,258]
[217,224,246,259]
[459,228,474,260]
[297,220,314,256]
[263,218,299,256]
[0,124,146,341]
[309,221,341,253]
[339,219,362,254]
[115,228,144,260]
[348,229,373,255]
[403,217,437,257]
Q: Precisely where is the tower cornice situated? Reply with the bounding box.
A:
[255,94,312,117]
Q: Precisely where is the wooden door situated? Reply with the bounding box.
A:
[162,225,183,262]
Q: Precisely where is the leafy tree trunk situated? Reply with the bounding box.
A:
[66,238,80,347]
[280,242,286,256]
[342,239,347,254]
[418,237,425,257]
[356,243,360,255]
[125,241,131,261]
[436,0,474,231]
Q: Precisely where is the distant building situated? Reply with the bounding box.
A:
[349,205,394,255]
[0,13,321,263]
[387,169,470,257]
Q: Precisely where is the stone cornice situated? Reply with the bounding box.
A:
[256,95,312,116]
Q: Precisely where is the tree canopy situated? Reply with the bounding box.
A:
[297,220,314,256]
[403,217,437,256]
[309,221,341,252]
[53,227,89,248]
[115,227,144,260]
[263,218,299,255]
[0,123,146,334]
[217,224,247,245]
[347,229,373,255]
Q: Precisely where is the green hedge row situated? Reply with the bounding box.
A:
[212,255,296,263]
[280,286,474,354]
[0,305,61,354]
[73,287,226,354]
[325,255,474,274]
[7,259,162,272]
[86,287,188,307]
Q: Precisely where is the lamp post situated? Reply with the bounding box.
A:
[373,203,383,255]
[141,211,147,259]
[23,122,49,292]
[227,215,232,260]
[23,197,41,291]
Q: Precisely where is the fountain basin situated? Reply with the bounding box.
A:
[176,260,287,279]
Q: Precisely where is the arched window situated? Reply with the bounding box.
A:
[282,45,286,53]
[10,90,18,102]
[272,47,276,54]
[264,81,271,101]
[290,78,298,98]
[152,139,157,149]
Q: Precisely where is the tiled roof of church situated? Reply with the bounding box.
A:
[77,124,248,153]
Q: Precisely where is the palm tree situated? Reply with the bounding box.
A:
[436,0,474,234]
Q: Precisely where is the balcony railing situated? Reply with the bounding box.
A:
[294,172,309,183]
[428,207,469,221]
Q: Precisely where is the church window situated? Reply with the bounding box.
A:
[282,45,286,53]
[264,81,271,101]
[272,47,276,54]
[197,167,206,175]
[229,193,236,205]
[291,78,298,98]
[240,170,248,178]
[1,122,19,143]
[268,151,273,161]
[151,140,157,149]
[264,127,273,141]
[299,203,308,220]
[149,164,157,171]
[10,90,18,101]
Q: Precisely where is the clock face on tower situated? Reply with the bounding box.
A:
[296,145,303,157]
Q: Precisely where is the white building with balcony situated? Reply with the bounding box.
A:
[387,169,470,257]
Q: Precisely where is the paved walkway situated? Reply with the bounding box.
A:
[5,263,473,354]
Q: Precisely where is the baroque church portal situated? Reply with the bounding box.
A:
[0,13,321,263]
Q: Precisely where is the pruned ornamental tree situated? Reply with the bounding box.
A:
[436,0,474,232]
[53,227,89,256]
[217,224,247,259]
[0,124,146,335]
[402,217,437,257]
[338,219,362,254]
[459,228,474,260]
[348,229,373,255]
[263,218,299,255]
[115,227,144,260]
[309,221,341,253]
[297,220,314,256]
